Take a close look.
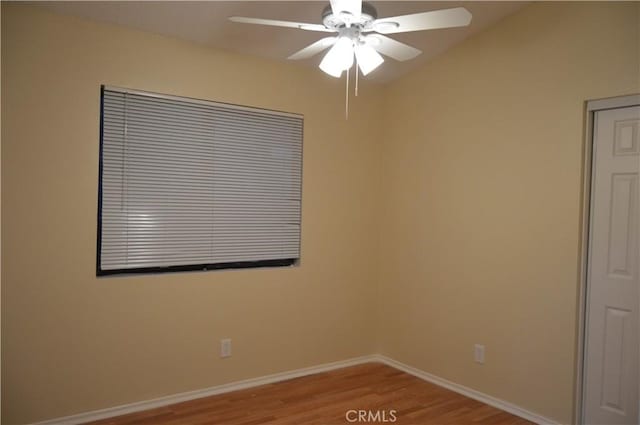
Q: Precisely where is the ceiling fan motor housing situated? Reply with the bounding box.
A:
[322,2,378,30]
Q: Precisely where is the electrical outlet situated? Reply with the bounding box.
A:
[220,338,232,358]
[474,344,485,364]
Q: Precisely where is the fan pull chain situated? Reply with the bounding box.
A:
[345,67,350,120]
[355,58,359,97]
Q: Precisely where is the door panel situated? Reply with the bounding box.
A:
[608,173,637,279]
[601,306,631,414]
[584,106,639,425]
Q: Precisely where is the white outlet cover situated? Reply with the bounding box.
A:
[474,344,485,364]
[220,338,232,358]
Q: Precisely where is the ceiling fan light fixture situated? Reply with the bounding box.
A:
[319,37,354,78]
[355,43,384,76]
[319,60,343,78]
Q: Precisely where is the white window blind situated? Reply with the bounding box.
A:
[98,86,302,275]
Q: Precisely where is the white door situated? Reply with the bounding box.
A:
[584,104,640,424]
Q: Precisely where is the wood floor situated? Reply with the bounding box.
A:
[87,363,533,425]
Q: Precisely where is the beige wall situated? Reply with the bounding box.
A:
[378,2,639,424]
[3,2,640,425]
[1,5,383,424]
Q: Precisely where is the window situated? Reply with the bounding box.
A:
[98,86,302,276]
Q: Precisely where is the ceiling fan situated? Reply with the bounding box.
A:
[229,0,472,78]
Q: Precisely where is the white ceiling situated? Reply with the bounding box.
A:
[34,1,527,84]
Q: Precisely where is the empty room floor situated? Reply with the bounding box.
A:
[87,363,533,425]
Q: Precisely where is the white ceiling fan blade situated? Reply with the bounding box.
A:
[371,7,472,34]
[365,35,421,62]
[288,37,337,60]
[228,16,334,33]
[330,0,362,20]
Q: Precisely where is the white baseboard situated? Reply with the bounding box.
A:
[373,355,559,425]
[32,355,378,425]
[33,353,558,425]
